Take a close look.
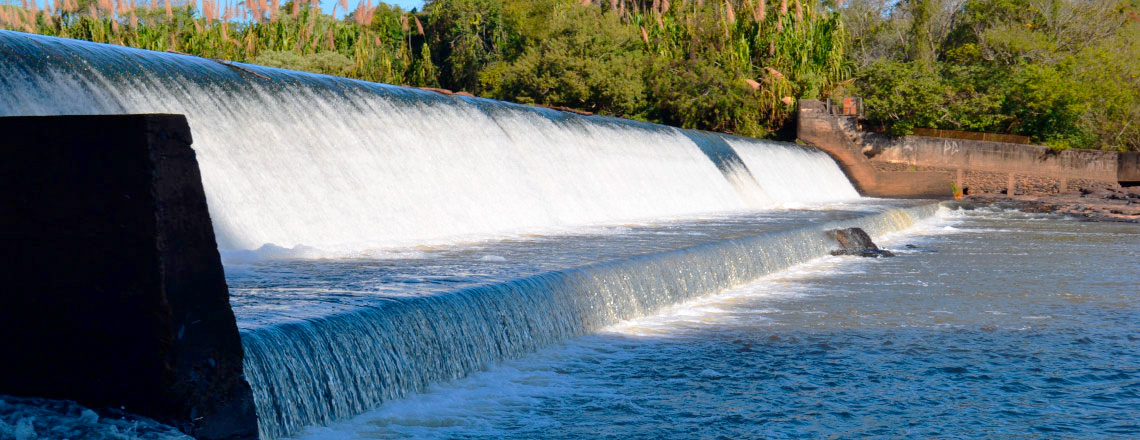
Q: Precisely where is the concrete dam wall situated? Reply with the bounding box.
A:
[0,96,927,440]
[795,100,954,198]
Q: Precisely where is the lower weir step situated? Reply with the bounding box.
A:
[238,204,937,439]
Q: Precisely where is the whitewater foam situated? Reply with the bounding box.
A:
[0,31,861,254]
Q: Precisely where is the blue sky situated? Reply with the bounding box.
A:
[325,0,424,13]
[375,0,423,10]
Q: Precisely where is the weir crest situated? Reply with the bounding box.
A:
[1,30,858,255]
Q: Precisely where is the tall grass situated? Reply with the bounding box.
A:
[1,0,851,136]
[632,0,849,131]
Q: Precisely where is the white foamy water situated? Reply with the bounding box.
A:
[0,31,907,440]
[232,204,936,438]
[0,31,860,255]
[729,138,861,204]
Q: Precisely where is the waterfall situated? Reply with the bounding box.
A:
[0,30,858,254]
[240,205,937,439]
[0,31,895,439]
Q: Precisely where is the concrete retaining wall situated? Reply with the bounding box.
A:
[860,133,1132,194]
[1120,153,1140,185]
[0,114,257,439]
[796,100,954,199]
[799,99,1140,195]
[865,135,1118,180]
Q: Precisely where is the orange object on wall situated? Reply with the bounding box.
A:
[842,98,857,115]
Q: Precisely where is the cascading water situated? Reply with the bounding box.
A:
[236,205,935,439]
[0,31,930,439]
[0,30,857,254]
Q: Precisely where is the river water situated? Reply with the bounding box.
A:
[290,206,1140,439]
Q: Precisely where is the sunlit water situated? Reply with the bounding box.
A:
[229,202,935,438]
[227,203,903,327]
[286,207,1140,439]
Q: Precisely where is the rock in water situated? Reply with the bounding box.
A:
[827,228,895,257]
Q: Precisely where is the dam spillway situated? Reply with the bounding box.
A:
[0,30,936,439]
[0,30,859,254]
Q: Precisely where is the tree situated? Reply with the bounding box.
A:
[857,59,945,134]
[424,0,517,93]
[481,2,648,117]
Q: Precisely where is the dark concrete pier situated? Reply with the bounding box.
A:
[0,114,257,439]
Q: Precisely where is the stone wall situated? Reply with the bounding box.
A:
[870,162,1119,196]
[0,114,257,439]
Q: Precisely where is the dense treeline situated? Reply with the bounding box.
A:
[0,0,848,138]
[847,0,1140,151]
[1,0,1137,149]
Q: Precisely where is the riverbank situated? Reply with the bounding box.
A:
[958,186,1140,223]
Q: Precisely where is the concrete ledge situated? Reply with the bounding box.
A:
[0,114,257,439]
[863,133,1121,181]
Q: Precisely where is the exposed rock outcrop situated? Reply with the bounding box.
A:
[827,228,895,257]
[958,187,1140,223]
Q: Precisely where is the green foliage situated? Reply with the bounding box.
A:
[908,0,935,65]
[424,0,516,93]
[3,0,1133,148]
[844,0,1140,150]
[481,3,647,117]
[4,0,850,139]
[639,0,851,136]
[858,60,944,134]
[649,55,769,136]
[1003,63,1091,147]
